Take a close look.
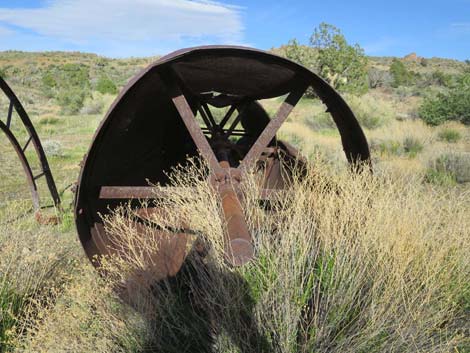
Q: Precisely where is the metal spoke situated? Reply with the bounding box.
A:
[224,100,250,138]
[161,69,222,173]
[198,105,214,131]
[22,136,32,152]
[6,100,13,128]
[240,83,308,170]
[34,172,45,180]
[201,103,217,128]
[218,104,237,130]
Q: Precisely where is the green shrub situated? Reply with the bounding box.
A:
[403,137,424,157]
[377,140,402,156]
[345,93,394,129]
[61,63,90,89]
[80,96,105,115]
[96,76,118,95]
[371,137,422,158]
[438,129,461,143]
[419,74,470,125]
[305,111,336,130]
[0,67,6,79]
[430,71,453,87]
[0,283,26,352]
[37,115,60,125]
[57,88,86,115]
[428,152,470,184]
[424,169,457,186]
[42,140,64,157]
[389,59,415,87]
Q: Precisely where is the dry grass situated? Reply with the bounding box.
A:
[89,159,470,352]
[0,203,78,351]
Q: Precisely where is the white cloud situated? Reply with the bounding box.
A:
[0,0,244,56]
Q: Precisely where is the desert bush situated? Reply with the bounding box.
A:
[374,139,402,156]
[23,264,146,353]
[0,67,7,79]
[96,76,118,95]
[57,88,86,115]
[344,93,394,129]
[37,115,60,125]
[367,67,392,88]
[389,59,416,87]
[419,74,470,125]
[96,159,469,352]
[438,128,461,143]
[430,70,453,87]
[60,63,90,89]
[402,136,424,157]
[80,95,105,115]
[424,168,457,186]
[428,152,470,183]
[0,207,77,351]
[42,140,63,157]
[304,111,336,130]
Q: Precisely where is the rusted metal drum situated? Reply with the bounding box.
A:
[74,46,369,278]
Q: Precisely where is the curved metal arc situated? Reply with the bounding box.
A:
[0,77,60,210]
[0,120,40,209]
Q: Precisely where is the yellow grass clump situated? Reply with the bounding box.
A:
[92,158,470,352]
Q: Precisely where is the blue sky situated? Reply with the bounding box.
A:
[0,0,468,60]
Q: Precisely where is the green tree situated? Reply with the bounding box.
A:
[310,22,368,94]
[96,76,118,95]
[389,59,415,87]
[284,39,318,97]
[284,39,318,71]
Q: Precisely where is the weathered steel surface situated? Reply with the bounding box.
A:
[75,45,370,277]
[0,77,60,216]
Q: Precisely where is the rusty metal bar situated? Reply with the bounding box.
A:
[33,172,45,180]
[217,161,253,266]
[0,120,39,209]
[6,100,13,128]
[223,100,250,138]
[197,105,213,130]
[99,186,282,201]
[224,108,245,138]
[201,103,217,128]
[22,136,32,152]
[161,70,222,174]
[218,104,237,129]
[240,84,308,170]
